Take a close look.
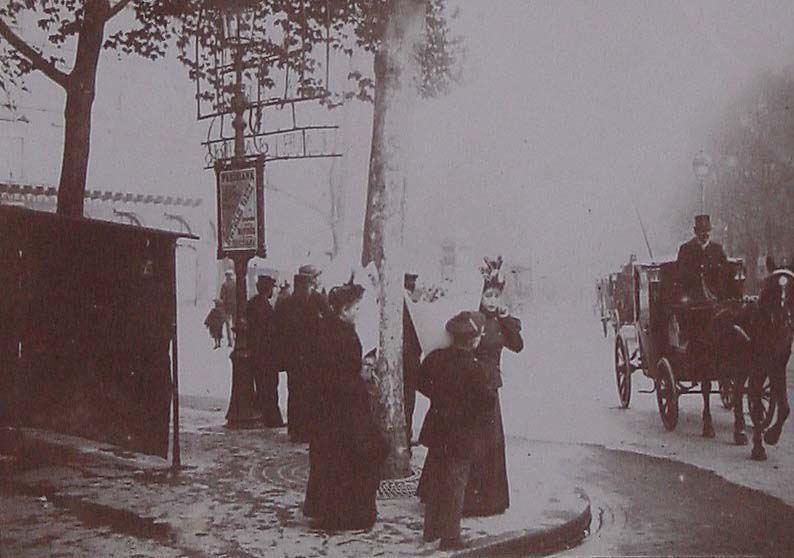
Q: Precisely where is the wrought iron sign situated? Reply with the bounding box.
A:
[202,106,341,169]
[193,0,343,169]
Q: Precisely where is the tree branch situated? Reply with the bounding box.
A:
[0,18,70,89]
[108,0,134,20]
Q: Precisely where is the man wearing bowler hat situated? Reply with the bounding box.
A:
[676,214,728,303]
[276,264,330,442]
[247,274,285,427]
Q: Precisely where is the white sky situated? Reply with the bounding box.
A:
[3,1,794,294]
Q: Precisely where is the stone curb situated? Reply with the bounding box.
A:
[451,489,592,558]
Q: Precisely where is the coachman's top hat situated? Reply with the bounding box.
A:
[694,214,712,232]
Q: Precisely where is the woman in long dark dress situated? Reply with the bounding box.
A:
[303,282,387,531]
[463,257,523,517]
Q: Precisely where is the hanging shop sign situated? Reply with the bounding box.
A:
[215,157,265,258]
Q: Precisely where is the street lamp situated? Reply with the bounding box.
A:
[214,0,262,429]
[693,151,712,213]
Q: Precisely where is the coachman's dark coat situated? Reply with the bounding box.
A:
[676,238,728,301]
[303,315,387,530]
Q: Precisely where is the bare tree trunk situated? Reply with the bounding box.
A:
[56,0,109,217]
[361,0,425,479]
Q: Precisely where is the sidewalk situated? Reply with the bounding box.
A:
[2,405,590,558]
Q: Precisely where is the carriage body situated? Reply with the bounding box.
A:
[613,256,748,429]
[598,266,635,336]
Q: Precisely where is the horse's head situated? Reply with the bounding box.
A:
[758,258,794,337]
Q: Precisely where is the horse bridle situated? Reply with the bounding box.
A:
[760,270,794,333]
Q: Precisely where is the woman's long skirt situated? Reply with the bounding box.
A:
[462,394,509,516]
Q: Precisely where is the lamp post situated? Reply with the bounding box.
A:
[693,151,712,213]
[219,2,262,429]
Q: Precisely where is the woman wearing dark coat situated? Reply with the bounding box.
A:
[303,282,387,531]
[464,257,524,516]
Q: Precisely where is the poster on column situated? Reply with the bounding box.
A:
[216,158,265,258]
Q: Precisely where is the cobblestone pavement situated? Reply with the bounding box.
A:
[1,406,589,558]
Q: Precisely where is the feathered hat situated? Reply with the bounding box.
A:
[480,255,506,292]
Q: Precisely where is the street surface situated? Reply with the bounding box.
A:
[502,300,794,557]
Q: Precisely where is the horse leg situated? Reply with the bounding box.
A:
[733,373,748,446]
[764,363,790,446]
[702,379,715,438]
[748,372,767,461]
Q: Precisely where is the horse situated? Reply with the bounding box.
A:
[706,260,793,460]
[699,298,754,445]
[740,263,794,460]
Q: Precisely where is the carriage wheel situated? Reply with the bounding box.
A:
[614,336,631,408]
[748,376,777,430]
[655,358,679,431]
[719,379,735,409]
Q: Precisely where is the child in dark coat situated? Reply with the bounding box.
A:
[418,310,493,551]
[204,299,226,349]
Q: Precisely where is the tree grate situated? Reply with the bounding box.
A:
[376,467,422,500]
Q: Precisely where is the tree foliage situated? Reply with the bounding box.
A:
[705,70,794,287]
[0,0,461,216]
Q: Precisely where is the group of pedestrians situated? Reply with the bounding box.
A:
[417,259,523,549]
[206,258,524,550]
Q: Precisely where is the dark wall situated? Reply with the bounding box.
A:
[0,208,177,458]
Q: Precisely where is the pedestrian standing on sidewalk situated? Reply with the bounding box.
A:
[464,256,524,517]
[275,264,329,442]
[303,281,387,530]
[246,274,285,427]
[418,311,492,550]
[219,270,237,347]
[403,272,422,450]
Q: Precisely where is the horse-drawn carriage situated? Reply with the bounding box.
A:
[597,262,635,337]
[612,256,777,436]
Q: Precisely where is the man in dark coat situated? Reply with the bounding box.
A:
[246,274,284,427]
[403,272,422,450]
[676,214,728,302]
[419,311,493,551]
[275,264,330,442]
